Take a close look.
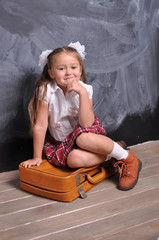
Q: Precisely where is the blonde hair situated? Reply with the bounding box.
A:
[28,46,87,133]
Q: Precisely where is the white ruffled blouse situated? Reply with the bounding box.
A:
[39,81,93,141]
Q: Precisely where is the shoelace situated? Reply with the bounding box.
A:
[106,159,118,174]
[114,160,130,177]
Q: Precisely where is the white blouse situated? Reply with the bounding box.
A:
[39,81,93,141]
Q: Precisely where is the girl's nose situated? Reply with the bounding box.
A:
[66,68,72,75]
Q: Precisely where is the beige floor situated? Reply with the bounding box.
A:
[0,141,159,240]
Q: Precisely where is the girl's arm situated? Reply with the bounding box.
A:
[78,87,94,128]
[68,80,94,128]
[23,100,48,168]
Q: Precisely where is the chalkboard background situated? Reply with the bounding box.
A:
[0,0,159,172]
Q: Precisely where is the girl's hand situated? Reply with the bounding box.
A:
[22,158,42,168]
[67,78,86,95]
[67,78,74,92]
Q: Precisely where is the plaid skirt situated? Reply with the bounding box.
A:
[43,116,106,167]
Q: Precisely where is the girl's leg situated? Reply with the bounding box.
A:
[76,132,129,161]
[67,148,106,168]
[76,132,114,155]
[75,132,142,191]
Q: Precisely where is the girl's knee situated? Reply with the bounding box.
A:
[76,133,92,148]
[67,150,81,168]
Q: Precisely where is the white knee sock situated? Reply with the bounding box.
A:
[107,142,128,160]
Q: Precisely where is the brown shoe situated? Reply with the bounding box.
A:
[114,149,142,191]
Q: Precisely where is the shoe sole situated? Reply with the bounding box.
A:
[118,159,142,191]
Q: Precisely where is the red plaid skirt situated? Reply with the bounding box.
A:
[43,116,106,167]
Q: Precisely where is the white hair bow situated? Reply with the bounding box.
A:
[38,41,86,70]
[38,49,52,70]
[68,41,86,60]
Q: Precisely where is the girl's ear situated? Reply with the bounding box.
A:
[48,69,54,79]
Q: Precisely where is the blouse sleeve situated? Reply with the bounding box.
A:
[79,81,93,99]
[38,85,49,104]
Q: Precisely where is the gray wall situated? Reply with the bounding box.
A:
[0,0,159,171]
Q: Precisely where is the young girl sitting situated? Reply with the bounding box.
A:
[23,41,142,191]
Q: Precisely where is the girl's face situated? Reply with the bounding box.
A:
[48,52,82,93]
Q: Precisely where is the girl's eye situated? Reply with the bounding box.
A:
[72,66,77,69]
[59,68,64,70]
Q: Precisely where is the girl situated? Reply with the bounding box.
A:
[23,42,142,191]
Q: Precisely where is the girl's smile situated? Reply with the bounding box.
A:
[64,76,74,81]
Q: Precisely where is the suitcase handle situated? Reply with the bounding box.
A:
[86,166,108,184]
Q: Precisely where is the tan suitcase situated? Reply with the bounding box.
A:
[19,159,113,202]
